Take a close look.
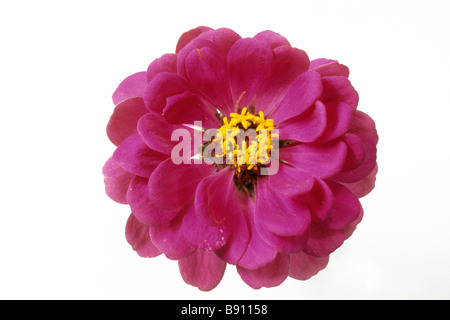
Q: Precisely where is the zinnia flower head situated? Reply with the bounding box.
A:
[103,26,378,291]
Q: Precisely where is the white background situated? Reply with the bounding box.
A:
[1,0,449,300]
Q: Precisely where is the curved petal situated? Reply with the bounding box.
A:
[185,46,234,114]
[305,178,334,223]
[227,37,274,109]
[178,249,227,291]
[253,30,290,49]
[112,72,148,106]
[125,213,161,258]
[324,181,361,230]
[148,158,217,212]
[320,76,359,110]
[103,157,134,204]
[106,97,148,146]
[349,110,378,145]
[127,176,179,226]
[304,223,346,257]
[176,26,213,53]
[342,164,378,198]
[277,100,327,143]
[149,206,195,260]
[146,53,177,82]
[113,134,168,178]
[271,71,322,123]
[279,141,347,178]
[288,251,329,280]
[315,101,353,143]
[237,253,289,289]
[309,58,350,78]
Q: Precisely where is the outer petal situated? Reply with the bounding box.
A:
[253,30,290,49]
[149,206,195,260]
[320,76,359,110]
[304,223,346,257]
[125,213,161,258]
[348,110,378,144]
[112,72,148,106]
[146,53,177,83]
[178,249,226,291]
[113,134,168,178]
[288,251,329,280]
[176,26,213,53]
[305,178,334,223]
[309,58,350,78]
[103,157,134,204]
[127,176,179,226]
[271,71,322,123]
[276,100,327,143]
[237,254,289,289]
[106,97,148,146]
[324,181,361,230]
[148,159,217,212]
[342,164,378,198]
[227,37,274,109]
[315,101,353,143]
[279,141,347,179]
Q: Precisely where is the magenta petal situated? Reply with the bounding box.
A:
[316,101,353,143]
[342,164,378,198]
[271,71,322,123]
[277,100,327,143]
[185,46,234,114]
[178,249,226,291]
[107,97,148,146]
[237,254,289,289]
[113,134,168,178]
[127,176,179,226]
[304,223,346,257]
[227,37,274,108]
[176,26,213,53]
[143,72,189,113]
[344,206,364,239]
[320,76,359,110]
[324,181,361,229]
[309,58,350,78]
[148,159,216,212]
[256,45,310,113]
[149,207,195,260]
[238,198,278,270]
[253,30,290,49]
[349,110,379,145]
[112,72,148,106]
[280,141,347,178]
[103,157,134,204]
[125,213,161,258]
[288,251,329,280]
[306,178,334,223]
[147,53,177,83]
[163,91,219,128]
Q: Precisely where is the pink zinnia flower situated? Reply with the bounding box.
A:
[103,26,378,291]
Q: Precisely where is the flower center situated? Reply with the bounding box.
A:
[212,107,277,193]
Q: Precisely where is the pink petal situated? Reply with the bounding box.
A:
[316,101,353,143]
[185,46,234,115]
[238,197,278,270]
[309,58,350,78]
[344,206,364,239]
[320,76,359,110]
[149,207,195,260]
[304,223,346,257]
[125,213,161,258]
[305,178,334,223]
[279,141,347,178]
[148,159,216,212]
[194,168,249,264]
[271,71,322,123]
[340,133,366,172]
[112,72,148,106]
[146,53,177,83]
[256,45,310,113]
[113,134,168,178]
[349,110,379,145]
[176,26,213,53]
[106,97,148,146]
[143,72,189,113]
[178,249,227,291]
[127,176,179,226]
[103,157,134,204]
[342,164,378,198]
[324,181,361,230]
[163,90,219,128]
[237,254,289,289]
[277,100,327,143]
[253,30,290,49]
[288,251,329,280]
[227,37,274,109]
